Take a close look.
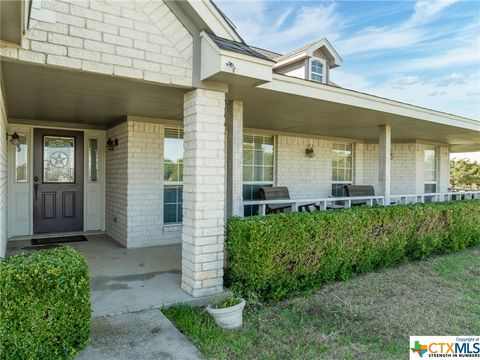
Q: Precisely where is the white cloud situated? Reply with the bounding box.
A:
[329,69,373,91]
[336,0,461,56]
[216,0,480,119]
[332,71,480,120]
[390,44,480,72]
[410,0,460,25]
[215,0,268,44]
[336,27,425,56]
[390,75,427,88]
[273,6,293,31]
[437,72,467,86]
[216,1,345,52]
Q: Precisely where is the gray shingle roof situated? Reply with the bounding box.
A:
[207,33,274,62]
[249,46,283,61]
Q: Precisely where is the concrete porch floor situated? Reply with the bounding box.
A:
[6,234,195,317]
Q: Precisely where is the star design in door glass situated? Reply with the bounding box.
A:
[50,151,69,168]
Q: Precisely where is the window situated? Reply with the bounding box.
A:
[15,134,28,182]
[310,58,325,83]
[424,147,438,194]
[332,143,353,197]
[88,139,98,182]
[243,134,274,216]
[43,136,75,183]
[164,128,184,224]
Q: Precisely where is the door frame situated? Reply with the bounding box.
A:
[7,124,106,238]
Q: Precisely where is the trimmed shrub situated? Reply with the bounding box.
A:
[225,201,480,300]
[0,246,91,359]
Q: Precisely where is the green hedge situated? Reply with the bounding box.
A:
[226,201,480,300]
[0,246,91,359]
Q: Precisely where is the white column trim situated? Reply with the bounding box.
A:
[378,124,391,204]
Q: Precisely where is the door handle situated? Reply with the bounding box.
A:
[34,184,38,201]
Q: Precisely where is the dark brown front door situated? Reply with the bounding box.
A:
[33,129,84,233]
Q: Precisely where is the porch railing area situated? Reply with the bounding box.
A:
[242,191,480,217]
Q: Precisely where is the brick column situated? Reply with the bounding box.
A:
[226,101,243,217]
[378,125,391,204]
[181,89,226,297]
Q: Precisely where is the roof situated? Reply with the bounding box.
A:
[275,38,343,68]
[249,46,283,61]
[207,33,274,61]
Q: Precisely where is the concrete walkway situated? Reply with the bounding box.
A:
[77,309,203,360]
[6,235,193,316]
[7,235,208,359]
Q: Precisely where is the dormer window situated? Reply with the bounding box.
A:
[310,58,326,83]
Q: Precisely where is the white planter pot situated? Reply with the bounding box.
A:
[206,298,246,330]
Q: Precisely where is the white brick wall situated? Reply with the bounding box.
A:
[105,121,128,246]
[362,142,449,195]
[0,87,8,258]
[275,137,448,197]
[391,144,417,194]
[126,121,168,248]
[362,143,379,191]
[182,89,226,297]
[362,143,418,195]
[276,136,332,198]
[105,119,181,248]
[2,0,193,87]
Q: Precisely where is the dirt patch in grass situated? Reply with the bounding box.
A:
[164,247,480,360]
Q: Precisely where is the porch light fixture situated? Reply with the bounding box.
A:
[225,61,236,74]
[6,132,20,146]
[305,144,315,158]
[106,138,118,151]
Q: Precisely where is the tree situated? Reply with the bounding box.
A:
[450,158,480,190]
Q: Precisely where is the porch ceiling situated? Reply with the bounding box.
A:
[1,60,185,127]
[228,77,480,151]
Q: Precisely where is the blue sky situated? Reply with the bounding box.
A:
[216,0,480,122]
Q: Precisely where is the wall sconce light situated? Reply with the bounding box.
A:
[6,132,20,146]
[225,60,236,74]
[106,138,118,151]
[305,144,315,158]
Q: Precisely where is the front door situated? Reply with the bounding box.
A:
[33,129,84,233]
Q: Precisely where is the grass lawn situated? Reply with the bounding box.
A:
[163,247,480,360]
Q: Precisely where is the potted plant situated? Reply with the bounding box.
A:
[206,295,246,330]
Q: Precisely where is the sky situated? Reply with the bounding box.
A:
[216,0,480,161]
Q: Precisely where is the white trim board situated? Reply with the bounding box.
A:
[261,74,480,131]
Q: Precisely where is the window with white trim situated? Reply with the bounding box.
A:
[88,138,98,182]
[243,134,274,216]
[164,128,184,224]
[14,134,28,183]
[310,58,325,83]
[424,146,438,194]
[332,143,353,197]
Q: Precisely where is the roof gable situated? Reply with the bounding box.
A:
[275,38,343,69]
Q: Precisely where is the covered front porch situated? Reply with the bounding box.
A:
[224,73,480,218]
[2,56,479,299]
[6,234,192,317]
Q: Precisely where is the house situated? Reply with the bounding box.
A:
[1,0,479,299]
